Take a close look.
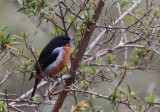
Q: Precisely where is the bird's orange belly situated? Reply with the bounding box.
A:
[49,46,71,77]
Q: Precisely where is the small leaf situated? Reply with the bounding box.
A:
[119,0,128,7]
[89,0,96,5]
[127,93,131,101]
[79,81,84,90]
[71,15,75,20]
[85,66,93,75]
[137,104,142,112]
[27,65,33,72]
[146,92,155,104]
[0,101,5,110]
[17,6,27,12]
[127,84,131,95]
[83,103,88,107]
[22,32,27,39]
[0,26,8,34]
[5,44,12,49]
[110,90,117,104]
[77,101,83,107]
[27,8,35,13]
[31,95,40,102]
[44,15,52,19]
[85,82,89,86]
[53,25,59,34]
[67,16,71,23]
[96,56,101,65]
[106,53,114,64]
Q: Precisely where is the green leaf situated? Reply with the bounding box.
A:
[110,90,117,104]
[72,49,78,57]
[150,92,155,102]
[96,56,101,65]
[79,81,84,90]
[127,93,130,101]
[27,65,32,71]
[31,95,40,102]
[85,66,95,75]
[137,104,142,112]
[127,84,131,95]
[22,32,27,39]
[146,92,155,104]
[0,26,8,34]
[67,16,71,23]
[0,101,5,110]
[35,50,42,58]
[123,63,132,70]
[6,34,10,40]
[106,53,114,64]
[27,8,35,13]
[4,104,7,112]
[85,82,89,86]
[54,25,59,34]
[119,0,128,7]
[77,101,83,107]
[71,15,75,20]
[17,6,27,12]
[89,0,96,5]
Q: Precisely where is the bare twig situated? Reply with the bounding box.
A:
[9,75,71,106]
[0,70,16,86]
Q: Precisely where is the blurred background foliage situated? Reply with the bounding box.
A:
[0,0,160,112]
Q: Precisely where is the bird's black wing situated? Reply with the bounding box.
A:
[29,48,59,80]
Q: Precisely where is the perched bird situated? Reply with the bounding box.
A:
[29,35,72,98]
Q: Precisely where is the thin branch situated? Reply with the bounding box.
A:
[85,29,106,55]
[52,89,110,100]
[0,70,16,86]
[9,75,71,106]
[59,2,68,36]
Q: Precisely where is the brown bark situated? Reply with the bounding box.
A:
[52,1,105,112]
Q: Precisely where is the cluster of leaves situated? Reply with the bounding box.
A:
[129,6,160,66]
[18,0,53,19]
[0,26,17,52]
[17,59,33,73]
[109,85,138,106]
[17,0,96,40]
[0,28,35,74]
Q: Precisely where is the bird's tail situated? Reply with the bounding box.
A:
[30,75,42,100]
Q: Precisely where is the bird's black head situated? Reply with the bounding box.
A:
[40,35,71,58]
[52,35,71,47]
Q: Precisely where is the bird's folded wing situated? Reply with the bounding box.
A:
[29,49,59,80]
